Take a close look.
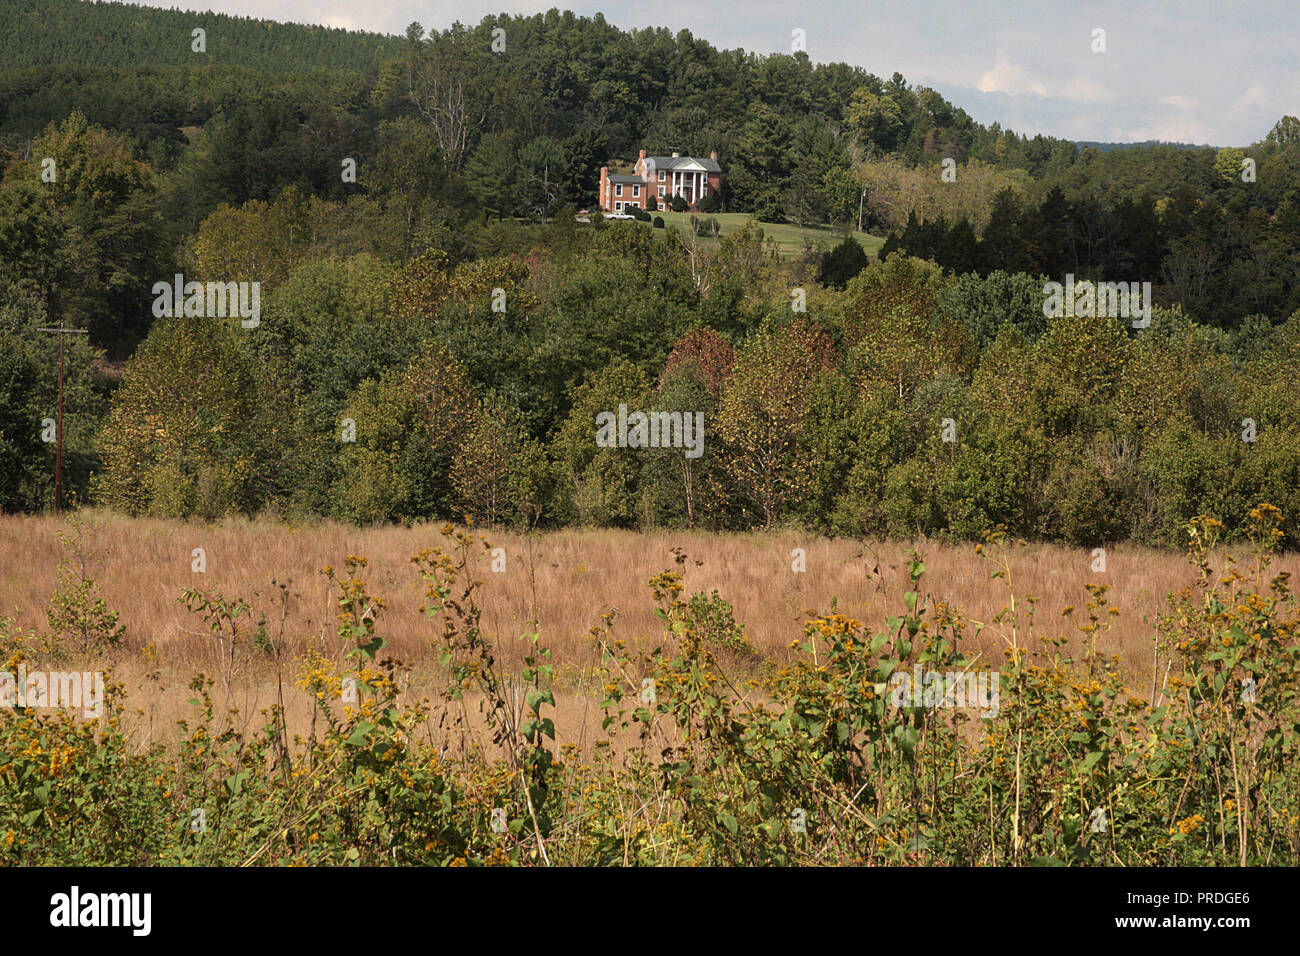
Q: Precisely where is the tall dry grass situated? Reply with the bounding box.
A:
[4,509,1289,751]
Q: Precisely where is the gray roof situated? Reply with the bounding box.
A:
[608,174,646,184]
[647,155,721,172]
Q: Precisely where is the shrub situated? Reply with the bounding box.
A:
[653,216,664,228]
[817,235,869,289]
[45,512,125,657]
[751,192,785,223]
[692,216,720,237]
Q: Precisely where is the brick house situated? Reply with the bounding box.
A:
[598,149,722,213]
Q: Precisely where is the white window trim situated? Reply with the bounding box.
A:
[658,170,666,181]
[658,185,665,197]
[615,184,623,197]
[633,185,640,197]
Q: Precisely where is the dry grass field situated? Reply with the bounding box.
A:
[5,508,1294,756]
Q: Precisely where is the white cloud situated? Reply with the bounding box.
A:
[1159,94,1196,110]
[976,50,1047,97]
[1236,84,1272,110]
[1060,76,1114,103]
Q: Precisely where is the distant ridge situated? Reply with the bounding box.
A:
[1074,139,1216,152]
[0,0,398,72]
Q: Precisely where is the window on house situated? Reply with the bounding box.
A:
[633,185,640,197]
[615,184,623,196]
[658,170,666,181]
[658,186,665,197]
[615,201,623,210]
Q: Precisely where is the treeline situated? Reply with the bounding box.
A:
[0,0,399,72]
[34,236,1300,549]
[875,148,1300,328]
[4,116,1299,548]
[2,7,1299,548]
[0,2,1086,245]
[3,5,1292,288]
[872,123,1300,327]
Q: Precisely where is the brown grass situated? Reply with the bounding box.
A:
[4,509,1292,753]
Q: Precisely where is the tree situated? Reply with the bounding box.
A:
[0,272,103,511]
[190,186,313,287]
[93,314,263,519]
[934,270,1046,348]
[552,360,653,528]
[1262,115,1300,153]
[0,112,170,351]
[662,327,738,398]
[715,319,836,527]
[846,88,903,155]
[841,252,948,349]
[452,396,532,526]
[818,235,869,289]
[640,360,719,528]
[1214,147,1246,184]
[330,341,477,523]
[407,25,497,172]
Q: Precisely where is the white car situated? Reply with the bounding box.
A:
[603,212,636,220]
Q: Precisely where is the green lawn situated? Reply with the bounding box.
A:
[644,210,885,259]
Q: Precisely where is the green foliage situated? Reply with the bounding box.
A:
[817,234,869,289]
[715,319,836,527]
[553,360,653,528]
[330,342,476,523]
[0,111,171,349]
[93,314,262,519]
[1,3,1299,550]
[44,512,124,657]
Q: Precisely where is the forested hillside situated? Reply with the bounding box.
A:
[2,1,1299,549]
[0,0,398,70]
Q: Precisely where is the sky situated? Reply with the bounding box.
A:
[131,0,1296,146]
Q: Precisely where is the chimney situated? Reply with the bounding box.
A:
[671,151,679,158]
[638,148,646,161]
[710,150,718,161]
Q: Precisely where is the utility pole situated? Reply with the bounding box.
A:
[36,322,89,514]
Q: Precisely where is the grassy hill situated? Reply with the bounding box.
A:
[648,210,885,257]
